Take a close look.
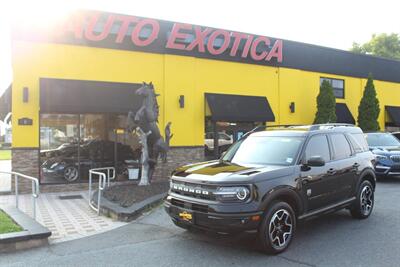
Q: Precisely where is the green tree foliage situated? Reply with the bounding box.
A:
[358,74,380,131]
[314,80,336,124]
[351,33,400,60]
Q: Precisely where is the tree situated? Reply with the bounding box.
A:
[358,74,380,131]
[314,80,336,124]
[351,33,400,60]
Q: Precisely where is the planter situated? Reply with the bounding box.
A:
[0,207,51,253]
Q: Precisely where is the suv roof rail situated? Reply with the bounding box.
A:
[309,123,356,131]
[242,123,357,139]
[240,125,266,139]
[241,124,301,139]
[265,124,302,128]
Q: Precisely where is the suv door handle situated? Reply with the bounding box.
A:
[302,175,314,184]
[327,168,336,175]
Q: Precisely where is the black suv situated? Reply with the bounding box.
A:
[164,124,376,254]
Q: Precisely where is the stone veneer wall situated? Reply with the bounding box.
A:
[10,146,205,194]
[153,146,205,180]
[11,149,40,194]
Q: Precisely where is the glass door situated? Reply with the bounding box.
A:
[40,114,80,184]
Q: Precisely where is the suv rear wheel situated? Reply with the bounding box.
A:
[259,201,296,254]
[350,180,374,219]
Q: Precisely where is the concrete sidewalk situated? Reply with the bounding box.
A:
[0,191,127,243]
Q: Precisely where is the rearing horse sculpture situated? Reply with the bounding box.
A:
[126,82,168,184]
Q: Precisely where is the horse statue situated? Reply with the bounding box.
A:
[160,122,173,163]
[126,82,168,185]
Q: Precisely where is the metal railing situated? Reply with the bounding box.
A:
[88,167,115,215]
[0,171,40,220]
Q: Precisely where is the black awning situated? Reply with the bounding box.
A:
[386,106,400,126]
[0,85,11,121]
[40,78,143,114]
[336,103,355,124]
[205,93,275,122]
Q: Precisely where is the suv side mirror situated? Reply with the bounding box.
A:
[306,156,325,167]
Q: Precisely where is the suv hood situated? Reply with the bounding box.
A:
[371,146,400,155]
[172,160,294,183]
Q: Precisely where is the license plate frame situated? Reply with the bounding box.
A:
[178,210,194,224]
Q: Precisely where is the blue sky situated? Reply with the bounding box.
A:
[0,0,399,95]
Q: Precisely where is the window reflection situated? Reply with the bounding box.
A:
[40,113,140,184]
[40,114,80,183]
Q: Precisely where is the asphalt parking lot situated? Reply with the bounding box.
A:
[1,178,400,267]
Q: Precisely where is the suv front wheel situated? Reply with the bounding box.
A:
[259,201,296,254]
[350,180,374,219]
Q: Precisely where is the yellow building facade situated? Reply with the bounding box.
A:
[4,10,400,188]
[11,42,400,148]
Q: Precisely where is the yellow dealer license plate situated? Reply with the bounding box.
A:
[179,211,193,223]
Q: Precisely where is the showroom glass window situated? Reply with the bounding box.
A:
[320,77,345,98]
[40,113,139,184]
[40,114,80,184]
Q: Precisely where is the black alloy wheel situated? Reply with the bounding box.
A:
[259,201,296,254]
[350,180,374,219]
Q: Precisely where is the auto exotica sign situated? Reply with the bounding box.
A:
[12,10,284,65]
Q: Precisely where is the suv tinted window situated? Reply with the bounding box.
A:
[366,133,400,147]
[331,134,352,159]
[304,135,330,162]
[223,136,304,165]
[349,133,369,152]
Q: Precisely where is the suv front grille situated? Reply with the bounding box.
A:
[390,155,400,163]
[170,198,210,213]
[170,181,217,200]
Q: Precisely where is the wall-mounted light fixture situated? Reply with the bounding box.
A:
[23,87,29,103]
[179,95,185,108]
[289,102,295,113]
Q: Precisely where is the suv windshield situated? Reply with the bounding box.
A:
[222,136,304,165]
[366,133,400,147]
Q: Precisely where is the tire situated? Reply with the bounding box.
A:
[259,201,296,254]
[350,180,374,219]
[63,166,79,182]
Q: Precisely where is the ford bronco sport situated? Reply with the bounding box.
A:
[164,124,376,254]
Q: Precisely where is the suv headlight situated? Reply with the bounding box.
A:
[214,186,251,202]
[375,155,388,161]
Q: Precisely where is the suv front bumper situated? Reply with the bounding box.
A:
[164,195,263,233]
[374,164,400,176]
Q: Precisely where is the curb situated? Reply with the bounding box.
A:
[91,191,167,222]
[0,206,51,253]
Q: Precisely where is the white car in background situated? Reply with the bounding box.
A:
[205,132,233,153]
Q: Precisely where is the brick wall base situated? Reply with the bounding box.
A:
[11,149,40,194]
[10,147,205,194]
[153,146,205,180]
